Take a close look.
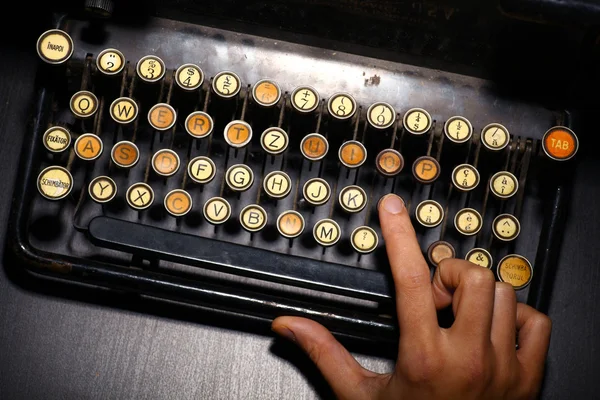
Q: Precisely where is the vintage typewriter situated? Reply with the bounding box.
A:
[9,0,595,342]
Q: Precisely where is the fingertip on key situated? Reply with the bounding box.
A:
[378,194,405,215]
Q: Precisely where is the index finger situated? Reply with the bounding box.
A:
[378,194,439,341]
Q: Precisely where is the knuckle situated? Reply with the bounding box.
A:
[464,266,496,289]
[461,349,491,387]
[535,313,552,332]
[496,282,516,299]
[400,344,444,384]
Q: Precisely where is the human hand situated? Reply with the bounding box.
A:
[272,194,551,400]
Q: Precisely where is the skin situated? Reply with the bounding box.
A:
[272,194,551,400]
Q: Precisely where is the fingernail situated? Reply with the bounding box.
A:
[273,326,296,343]
[380,194,404,215]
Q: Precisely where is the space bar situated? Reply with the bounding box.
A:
[87,216,393,301]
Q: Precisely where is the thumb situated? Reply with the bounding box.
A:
[272,316,382,400]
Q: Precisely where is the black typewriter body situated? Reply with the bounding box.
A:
[8,1,596,343]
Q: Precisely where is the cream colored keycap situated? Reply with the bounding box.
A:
[454,208,483,236]
[481,123,510,151]
[313,219,341,247]
[302,178,331,206]
[452,164,480,191]
[224,120,253,148]
[164,189,193,217]
[301,133,329,161]
[263,171,291,199]
[37,29,73,64]
[338,185,367,213]
[465,248,493,269]
[185,112,214,139]
[351,226,379,254]
[240,204,268,232]
[226,164,254,192]
[252,79,281,107]
[367,102,396,130]
[328,93,356,120]
[110,97,138,124]
[403,108,432,135]
[43,126,71,153]
[493,214,521,241]
[212,71,241,98]
[126,182,154,210]
[427,241,455,266]
[136,55,165,83]
[74,133,103,161]
[291,86,319,113]
[88,176,117,203]
[152,149,180,177]
[415,200,444,228]
[37,166,73,200]
[497,254,533,289]
[175,63,204,91]
[188,156,216,184]
[444,116,473,144]
[148,103,177,131]
[203,197,231,225]
[97,48,125,75]
[70,91,98,118]
[490,171,519,199]
[261,128,289,155]
[277,210,305,239]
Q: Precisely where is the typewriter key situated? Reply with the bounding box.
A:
[497,254,533,290]
[452,164,480,192]
[367,102,396,130]
[37,166,73,200]
[136,55,166,83]
[444,116,473,144]
[454,208,483,236]
[42,126,71,153]
[415,200,444,228]
[212,71,241,99]
[96,48,125,75]
[88,176,117,204]
[376,149,404,177]
[111,141,140,168]
[263,171,292,199]
[226,164,254,192]
[338,185,367,213]
[70,91,98,119]
[313,219,341,247]
[403,108,432,135]
[481,123,509,151]
[300,133,328,161]
[148,103,177,131]
[492,214,521,242]
[126,182,154,210]
[291,86,320,113]
[350,226,379,254]
[252,79,281,107]
[412,156,441,184]
[427,241,455,267]
[490,171,518,199]
[164,189,193,217]
[224,120,253,148]
[303,178,331,206]
[36,29,73,65]
[110,97,138,124]
[339,141,367,168]
[261,127,289,155]
[542,126,579,161]
[74,133,103,161]
[152,149,180,177]
[175,63,204,91]
[277,210,305,239]
[203,197,231,225]
[187,156,216,184]
[240,204,268,232]
[465,248,493,269]
[327,93,356,120]
[185,111,214,139]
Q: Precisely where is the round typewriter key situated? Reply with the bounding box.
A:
[338,185,367,213]
[203,197,231,225]
[88,176,117,203]
[224,120,252,148]
[136,55,166,83]
[444,116,473,144]
[327,93,356,120]
[212,71,241,99]
[481,123,510,151]
[542,126,579,161]
[291,86,320,113]
[300,133,328,161]
[226,164,254,192]
[43,126,71,153]
[465,248,493,269]
[490,171,519,199]
[403,108,432,135]
[187,156,216,184]
[185,111,214,139]
[367,102,396,130]
[415,200,444,228]
[126,182,154,210]
[37,166,73,200]
[277,210,305,239]
[497,254,533,290]
[375,149,404,177]
[339,141,367,169]
[96,48,125,75]
[74,133,103,161]
[152,149,180,177]
[240,204,268,233]
[263,171,292,199]
[261,127,289,155]
[175,63,204,91]
[164,189,193,217]
[111,141,140,168]
[454,208,483,236]
[412,156,441,184]
[452,164,480,192]
[110,97,138,124]
[351,226,379,254]
[148,103,177,131]
[427,241,456,267]
[252,79,281,107]
[313,219,341,247]
[303,178,331,206]
[492,214,521,242]
[37,29,73,65]
[70,91,98,119]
